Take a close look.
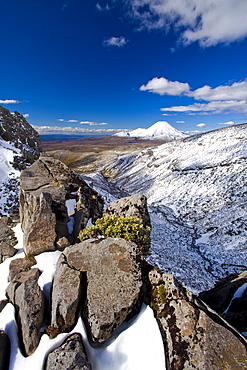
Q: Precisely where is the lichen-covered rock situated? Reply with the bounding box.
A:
[20,155,103,255]
[63,237,147,343]
[0,330,10,370]
[51,254,84,333]
[8,268,44,356]
[45,333,92,370]
[149,269,247,370]
[104,194,151,227]
[8,256,36,281]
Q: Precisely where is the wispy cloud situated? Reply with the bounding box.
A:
[57,118,65,122]
[23,113,29,118]
[0,99,20,104]
[103,36,129,47]
[67,119,78,123]
[176,120,185,124]
[161,100,247,115]
[96,2,110,11]
[32,125,127,135]
[80,121,108,126]
[124,0,247,47]
[218,121,236,126]
[197,123,206,128]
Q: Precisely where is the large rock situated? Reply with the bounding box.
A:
[7,268,44,356]
[60,237,148,343]
[0,330,10,370]
[149,269,247,370]
[104,194,151,227]
[20,155,104,255]
[45,333,92,370]
[51,254,84,332]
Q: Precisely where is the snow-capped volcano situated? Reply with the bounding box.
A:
[115,121,187,140]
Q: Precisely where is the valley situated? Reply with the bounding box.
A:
[42,124,247,293]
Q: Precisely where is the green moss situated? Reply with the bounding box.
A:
[78,216,151,254]
[158,284,168,302]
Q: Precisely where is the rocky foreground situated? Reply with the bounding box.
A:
[1,156,247,369]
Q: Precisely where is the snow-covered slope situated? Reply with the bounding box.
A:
[0,139,20,215]
[0,106,42,216]
[85,124,247,292]
[115,121,187,140]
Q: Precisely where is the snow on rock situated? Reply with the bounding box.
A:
[0,139,20,216]
[115,121,187,140]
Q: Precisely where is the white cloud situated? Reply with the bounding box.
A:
[176,120,185,123]
[32,125,127,135]
[218,121,235,126]
[23,113,29,118]
[141,77,247,115]
[0,99,20,104]
[140,77,190,96]
[103,36,129,47]
[161,100,247,114]
[80,121,108,126]
[57,118,65,122]
[197,123,206,127]
[67,119,78,123]
[125,0,247,46]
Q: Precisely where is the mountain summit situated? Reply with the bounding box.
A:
[115,121,187,140]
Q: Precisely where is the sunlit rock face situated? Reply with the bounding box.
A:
[19,155,104,255]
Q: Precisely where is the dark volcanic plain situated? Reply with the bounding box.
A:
[41,135,168,173]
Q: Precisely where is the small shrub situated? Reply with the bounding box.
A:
[78,216,151,254]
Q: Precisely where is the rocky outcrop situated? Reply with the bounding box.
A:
[6,268,44,356]
[104,193,151,227]
[0,106,42,169]
[20,155,104,255]
[51,237,149,343]
[45,333,91,370]
[0,330,10,370]
[149,269,247,370]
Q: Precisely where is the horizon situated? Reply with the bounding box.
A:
[1,1,247,135]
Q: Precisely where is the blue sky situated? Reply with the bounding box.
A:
[1,0,247,135]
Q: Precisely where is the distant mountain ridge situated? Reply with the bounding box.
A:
[115,121,188,140]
